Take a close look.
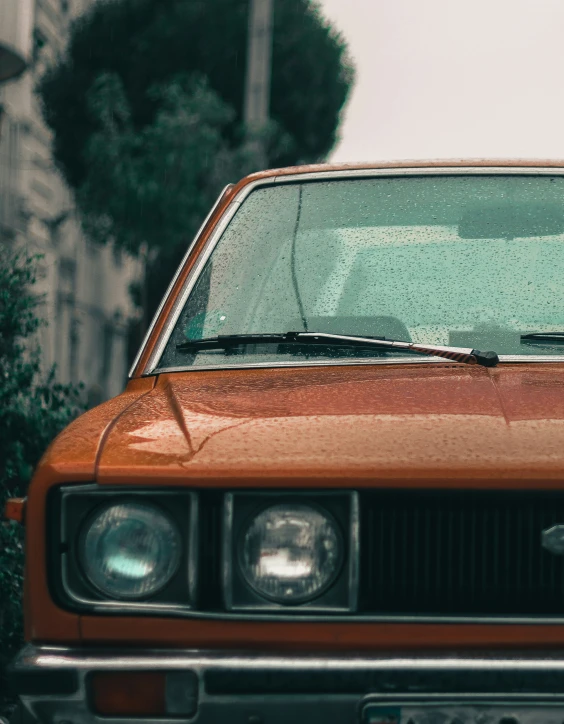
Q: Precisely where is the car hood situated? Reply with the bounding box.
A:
[96,363,564,485]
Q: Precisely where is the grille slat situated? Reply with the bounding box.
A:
[359,491,564,617]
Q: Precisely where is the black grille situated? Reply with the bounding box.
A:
[197,491,225,610]
[359,490,564,617]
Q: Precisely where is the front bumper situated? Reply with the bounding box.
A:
[10,645,564,724]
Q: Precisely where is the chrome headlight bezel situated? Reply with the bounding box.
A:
[55,485,198,612]
[224,491,359,613]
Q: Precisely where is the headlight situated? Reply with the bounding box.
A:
[239,503,343,604]
[80,501,181,600]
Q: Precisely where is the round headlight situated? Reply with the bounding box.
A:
[80,501,181,600]
[239,503,343,604]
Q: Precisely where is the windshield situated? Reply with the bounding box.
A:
[158,174,564,370]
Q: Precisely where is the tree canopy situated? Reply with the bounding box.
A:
[40,0,354,191]
[38,0,354,329]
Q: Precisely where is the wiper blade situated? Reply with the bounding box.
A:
[521,332,564,344]
[177,332,499,367]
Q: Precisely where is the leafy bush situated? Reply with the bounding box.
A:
[0,250,84,718]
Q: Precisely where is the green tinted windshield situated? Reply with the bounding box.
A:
[159,174,564,369]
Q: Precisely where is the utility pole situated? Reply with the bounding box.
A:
[243,0,274,170]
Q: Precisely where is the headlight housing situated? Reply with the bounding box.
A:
[239,503,344,604]
[79,501,181,600]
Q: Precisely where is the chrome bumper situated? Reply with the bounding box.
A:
[10,645,564,724]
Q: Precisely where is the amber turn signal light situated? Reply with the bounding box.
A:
[91,671,199,717]
[91,672,166,717]
[4,498,26,524]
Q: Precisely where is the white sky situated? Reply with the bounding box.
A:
[318,0,564,162]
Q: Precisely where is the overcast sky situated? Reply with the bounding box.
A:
[318,0,564,163]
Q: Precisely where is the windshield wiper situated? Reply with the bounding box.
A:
[521,332,564,344]
[177,332,499,367]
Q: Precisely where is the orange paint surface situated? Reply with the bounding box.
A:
[94,364,564,484]
[79,616,564,651]
[24,377,155,642]
[4,498,26,523]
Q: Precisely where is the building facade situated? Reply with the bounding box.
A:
[0,0,33,82]
[0,0,140,404]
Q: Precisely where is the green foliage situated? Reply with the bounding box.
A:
[77,72,240,256]
[0,521,24,717]
[39,0,354,190]
[0,250,84,716]
[75,69,253,326]
[0,253,84,495]
[37,0,354,323]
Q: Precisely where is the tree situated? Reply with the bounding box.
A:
[40,0,354,190]
[0,250,84,717]
[38,0,354,329]
[78,70,250,335]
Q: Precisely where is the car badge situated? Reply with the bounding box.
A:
[542,525,564,555]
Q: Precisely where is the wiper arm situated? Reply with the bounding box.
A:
[177,332,499,367]
[521,332,564,344]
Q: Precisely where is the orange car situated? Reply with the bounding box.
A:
[8,160,564,724]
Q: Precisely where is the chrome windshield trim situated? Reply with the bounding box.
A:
[272,165,564,185]
[148,355,564,377]
[128,184,234,378]
[500,355,564,362]
[140,166,564,376]
[150,357,459,376]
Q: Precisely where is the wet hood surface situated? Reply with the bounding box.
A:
[96,363,564,484]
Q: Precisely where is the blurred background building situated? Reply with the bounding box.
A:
[0,0,139,404]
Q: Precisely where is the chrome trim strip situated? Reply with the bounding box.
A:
[223,491,360,613]
[222,493,234,611]
[151,354,564,376]
[59,485,199,614]
[140,165,564,376]
[13,645,564,724]
[188,491,200,605]
[128,184,234,378]
[272,165,564,184]
[349,491,360,613]
[499,355,564,362]
[41,606,564,625]
[15,644,564,671]
[154,357,448,375]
